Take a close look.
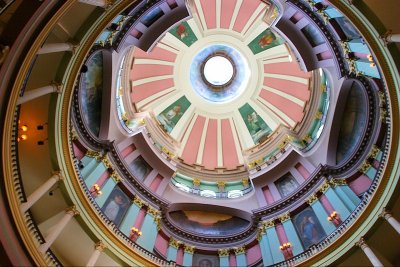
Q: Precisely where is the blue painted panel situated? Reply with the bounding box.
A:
[136,213,158,251]
[80,156,98,178]
[183,252,193,267]
[334,186,359,211]
[166,246,178,262]
[311,200,336,235]
[325,188,351,218]
[325,7,343,18]
[348,39,370,54]
[219,256,229,267]
[95,178,116,208]
[282,220,304,256]
[236,253,246,267]
[266,227,285,263]
[259,234,274,266]
[119,204,141,236]
[84,162,106,187]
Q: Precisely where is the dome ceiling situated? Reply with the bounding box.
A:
[128,0,314,172]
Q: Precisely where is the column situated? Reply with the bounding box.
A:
[183,245,195,267]
[234,247,246,267]
[380,209,400,235]
[136,207,160,251]
[86,241,106,267]
[332,181,360,211]
[37,43,76,54]
[218,249,230,267]
[78,0,110,7]
[17,83,61,105]
[355,238,383,267]
[258,229,273,266]
[39,206,79,253]
[20,172,63,213]
[280,215,304,256]
[265,222,285,263]
[166,238,180,262]
[381,32,400,43]
[308,195,336,235]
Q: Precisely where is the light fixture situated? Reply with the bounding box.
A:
[90,184,102,196]
[327,210,341,225]
[20,125,28,131]
[279,242,293,258]
[17,122,28,142]
[130,227,142,241]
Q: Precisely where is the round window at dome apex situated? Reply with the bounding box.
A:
[203,55,234,86]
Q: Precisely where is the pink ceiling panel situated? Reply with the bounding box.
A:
[263,77,310,101]
[181,116,206,165]
[220,0,237,29]
[232,0,260,33]
[200,0,216,29]
[131,78,174,103]
[221,119,240,169]
[202,119,218,170]
[133,46,177,62]
[264,62,311,78]
[131,64,173,81]
[260,89,304,123]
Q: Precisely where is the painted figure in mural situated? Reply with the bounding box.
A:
[247,112,262,134]
[198,259,213,267]
[166,105,182,120]
[176,24,188,39]
[258,31,276,48]
[104,193,126,222]
[300,215,319,246]
[130,157,151,180]
[278,176,298,197]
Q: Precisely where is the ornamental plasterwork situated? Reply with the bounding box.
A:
[319,179,331,193]
[306,193,318,205]
[279,212,291,223]
[218,248,230,256]
[184,245,196,254]
[233,246,246,255]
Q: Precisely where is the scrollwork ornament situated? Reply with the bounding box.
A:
[279,212,291,223]
[218,248,230,257]
[233,246,246,255]
[184,245,196,254]
[306,193,318,205]
[262,220,275,229]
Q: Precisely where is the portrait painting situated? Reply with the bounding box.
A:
[79,51,103,136]
[301,24,325,47]
[193,254,219,267]
[129,156,152,181]
[293,207,326,249]
[336,82,367,164]
[275,173,299,197]
[333,17,360,40]
[239,103,272,144]
[169,210,250,236]
[101,186,130,227]
[157,96,191,133]
[141,7,164,27]
[248,28,285,54]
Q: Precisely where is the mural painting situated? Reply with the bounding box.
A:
[301,24,325,47]
[293,207,326,249]
[336,82,367,164]
[333,17,360,40]
[169,210,249,236]
[170,21,198,47]
[79,51,103,136]
[239,103,272,144]
[275,173,299,197]
[129,156,152,181]
[248,28,285,54]
[141,7,164,27]
[192,254,219,267]
[101,186,130,226]
[157,96,191,133]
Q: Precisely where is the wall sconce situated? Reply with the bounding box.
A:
[130,227,142,241]
[279,242,293,258]
[17,122,28,142]
[327,210,341,225]
[90,184,102,196]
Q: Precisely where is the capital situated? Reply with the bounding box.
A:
[355,237,368,250]
[66,205,80,216]
[379,207,392,220]
[279,212,291,223]
[218,248,230,257]
[95,241,107,252]
[184,245,196,254]
[233,246,246,255]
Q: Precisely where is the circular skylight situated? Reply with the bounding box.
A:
[203,56,234,86]
[190,44,250,103]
